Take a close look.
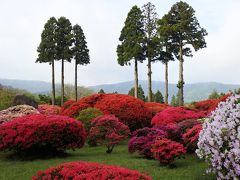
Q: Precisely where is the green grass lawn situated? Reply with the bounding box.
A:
[0,141,215,180]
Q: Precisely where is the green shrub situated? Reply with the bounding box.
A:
[77,108,103,132]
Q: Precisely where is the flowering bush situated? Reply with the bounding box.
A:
[61,99,75,112]
[76,107,103,132]
[182,124,202,152]
[145,102,170,116]
[0,105,39,124]
[0,114,86,152]
[32,161,153,180]
[151,106,207,126]
[128,127,167,158]
[38,104,61,115]
[155,124,182,142]
[151,138,186,165]
[60,94,151,131]
[89,115,130,153]
[177,119,202,134]
[193,94,230,113]
[60,101,89,118]
[94,94,152,131]
[196,95,240,179]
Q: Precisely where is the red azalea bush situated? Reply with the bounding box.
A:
[60,101,89,118]
[155,124,182,142]
[32,161,153,180]
[0,105,39,124]
[61,99,75,112]
[128,127,167,158]
[151,106,207,126]
[94,94,152,131]
[89,115,130,153]
[38,104,61,115]
[182,124,202,152]
[176,119,202,134]
[145,102,170,116]
[151,138,186,165]
[193,94,230,112]
[0,114,86,152]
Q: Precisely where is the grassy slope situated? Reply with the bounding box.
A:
[0,142,215,180]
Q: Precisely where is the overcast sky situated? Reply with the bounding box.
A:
[0,0,239,86]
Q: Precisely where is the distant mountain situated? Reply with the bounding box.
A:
[0,78,51,94]
[89,80,240,102]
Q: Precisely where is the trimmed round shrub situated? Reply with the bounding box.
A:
[76,107,103,132]
[0,114,86,152]
[151,106,207,126]
[177,119,202,134]
[38,104,61,115]
[128,127,167,158]
[151,138,186,165]
[13,94,38,108]
[182,124,202,152]
[32,161,153,180]
[155,124,182,142]
[89,115,130,153]
[145,102,170,116]
[0,105,39,124]
[94,94,152,131]
[196,95,240,179]
[61,94,152,131]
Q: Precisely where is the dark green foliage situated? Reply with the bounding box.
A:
[208,90,221,99]
[158,1,207,106]
[38,94,51,104]
[55,96,67,106]
[36,17,57,64]
[77,108,103,132]
[170,95,178,107]
[98,89,105,94]
[128,85,145,101]
[55,17,73,62]
[72,24,90,66]
[154,90,164,103]
[13,95,38,108]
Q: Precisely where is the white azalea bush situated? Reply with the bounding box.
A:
[196,94,240,179]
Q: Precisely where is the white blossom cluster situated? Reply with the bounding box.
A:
[196,94,240,180]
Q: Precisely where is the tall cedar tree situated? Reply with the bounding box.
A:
[55,17,73,105]
[128,85,145,101]
[72,24,90,101]
[36,17,57,105]
[142,2,160,102]
[117,6,145,98]
[158,1,207,106]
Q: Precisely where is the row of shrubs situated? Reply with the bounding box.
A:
[0,93,236,179]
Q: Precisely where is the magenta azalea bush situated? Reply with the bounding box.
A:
[128,127,167,158]
[196,94,240,179]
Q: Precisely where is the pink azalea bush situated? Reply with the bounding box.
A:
[196,94,240,179]
[38,104,61,115]
[0,105,39,124]
[32,161,153,180]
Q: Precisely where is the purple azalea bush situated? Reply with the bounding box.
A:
[196,94,240,179]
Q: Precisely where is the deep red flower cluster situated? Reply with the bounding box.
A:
[182,124,202,152]
[89,115,130,153]
[38,104,61,115]
[0,114,86,152]
[32,161,153,180]
[151,138,186,165]
[145,102,170,116]
[151,106,207,126]
[128,127,167,158]
[193,94,230,112]
[61,94,152,131]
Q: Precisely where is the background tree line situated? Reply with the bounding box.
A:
[117,1,207,106]
[36,17,90,105]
